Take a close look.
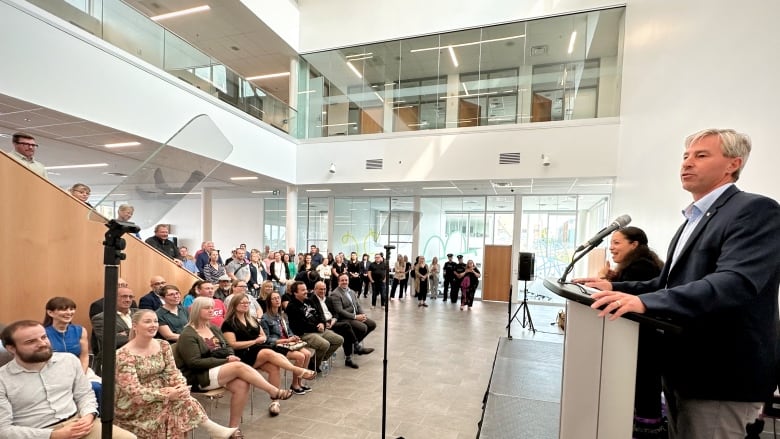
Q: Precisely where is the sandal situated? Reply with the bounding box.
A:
[298,369,316,380]
[268,401,281,417]
[231,429,244,438]
[274,388,293,400]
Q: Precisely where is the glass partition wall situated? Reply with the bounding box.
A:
[299,7,624,138]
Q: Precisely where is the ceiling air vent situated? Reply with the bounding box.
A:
[499,152,521,164]
[366,159,383,170]
[530,45,548,56]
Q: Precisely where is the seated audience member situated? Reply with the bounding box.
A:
[214,275,232,302]
[0,320,136,438]
[144,224,182,266]
[139,275,167,311]
[187,280,226,327]
[283,282,343,372]
[222,293,315,416]
[179,247,199,273]
[156,285,189,343]
[115,310,236,439]
[43,297,102,407]
[174,297,293,436]
[91,287,138,375]
[257,280,276,313]
[89,278,134,318]
[202,250,227,285]
[311,281,359,369]
[330,274,376,355]
[68,183,92,207]
[257,292,314,389]
[224,280,262,319]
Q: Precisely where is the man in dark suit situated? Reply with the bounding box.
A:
[585,129,780,438]
[138,275,166,311]
[329,274,376,355]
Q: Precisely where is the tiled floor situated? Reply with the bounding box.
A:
[194,295,566,439]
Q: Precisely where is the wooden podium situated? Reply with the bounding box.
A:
[544,278,679,439]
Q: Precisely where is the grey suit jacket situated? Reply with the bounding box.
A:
[328,287,362,321]
[614,185,780,401]
[91,308,137,353]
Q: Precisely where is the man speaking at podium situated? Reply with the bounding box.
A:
[580,128,780,439]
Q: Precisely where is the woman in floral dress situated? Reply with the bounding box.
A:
[115,309,236,439]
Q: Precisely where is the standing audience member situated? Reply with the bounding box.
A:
[174,297,293,437]
[316,256,333,291]
[114,310,236,439]
[268,252,290,295]
[346,252,363,295]
[330,274,376,355]
[582,128,780,439]
[43,297,102,408]
[248,249,267,293]
[196,242,221,276]
[283,283,344,372]
[310,245,323,268]
[359,253,371,298]
[139,275,167,311]
[367,253,388,309]
[400,255,412,299]
[0,320,136,438]
[68,183,92,207]
[442,254,456,302]
[413,256,430,308]
[330,254,347,291]
[451,255,467,304]
[8,132,47,179]
[456,259,481,310]
[202,250,226,284]
[145,225,182,266]
[285,253,297,281]
[226,248,250,284]
[115,205,140,238]
[390,255,406,300]
[179,247,198,273]
[429,256,440,300]
[156,285,189,343]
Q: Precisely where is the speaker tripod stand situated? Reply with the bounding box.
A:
[507,280,535,338]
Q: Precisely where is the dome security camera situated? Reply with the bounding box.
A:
[328,163,336,174]
[541,154,551,167]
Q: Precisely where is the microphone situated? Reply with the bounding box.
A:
[575,214,631,252]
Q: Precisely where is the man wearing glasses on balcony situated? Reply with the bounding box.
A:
[8,132,47,179]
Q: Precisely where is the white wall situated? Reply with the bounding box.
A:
[0,0,296,183]
[298,0,623,52]
[239,0,301,51]
[614,0,780,253]
[297,119,620,184]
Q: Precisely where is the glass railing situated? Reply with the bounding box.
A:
[298,7,625,138]
[27,0,297,136]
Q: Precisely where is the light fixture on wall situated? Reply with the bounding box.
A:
[541,154,551,167]
[329,163,336,174]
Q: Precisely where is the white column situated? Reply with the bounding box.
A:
[201,188,213,241]
[327,197,335,253]
[445,73,460,127]
[286,186,298,253]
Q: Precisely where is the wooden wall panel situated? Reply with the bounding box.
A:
[0,152,198,331]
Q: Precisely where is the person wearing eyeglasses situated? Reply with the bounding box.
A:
[139,275,167,311]
[68,183,92,207]
[8,131,47,179]
[156,285,189,343]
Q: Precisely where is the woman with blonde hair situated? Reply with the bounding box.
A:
[68,183,92,206]
[115,309,236,439]
[221,292,315,416]
[175,297,293,437]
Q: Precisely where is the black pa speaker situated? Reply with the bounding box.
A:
[518,252,535,281]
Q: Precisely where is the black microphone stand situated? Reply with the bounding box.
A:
[381,244,397,439]
[101,220,139,439]
[559,242,598,284]
[507,280,535,335]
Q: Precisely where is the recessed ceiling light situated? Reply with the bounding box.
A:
[423,186,457,190]
[46,163,109,170]
[150,5,210,21]
[306,189,331,192]
[165,192,202,195]
[251,190,274,194]
[230,176,258,181]
[103,171,128,177]
[104,142,140,148]
[363,188,390,191]
[246,72,291,81]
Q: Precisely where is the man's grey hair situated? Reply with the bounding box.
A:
[685,128,751,181]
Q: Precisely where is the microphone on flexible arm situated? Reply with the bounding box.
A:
[559,214,632,283]
[575,214,632,252]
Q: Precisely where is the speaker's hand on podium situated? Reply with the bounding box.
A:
[572,277,612,291]
[590,290,646,320]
